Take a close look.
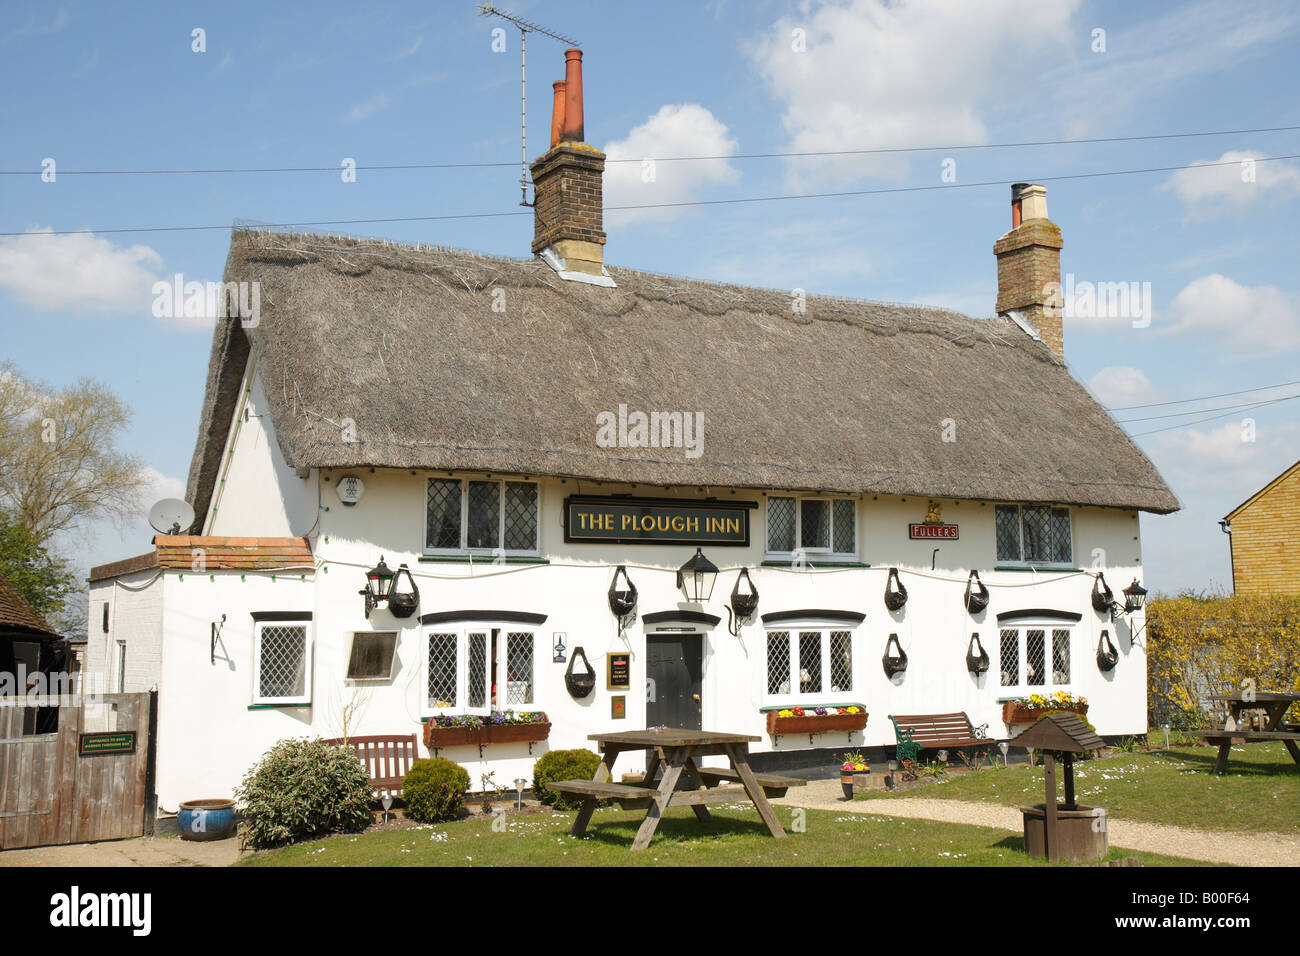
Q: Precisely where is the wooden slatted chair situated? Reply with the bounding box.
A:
[320,734,420,801]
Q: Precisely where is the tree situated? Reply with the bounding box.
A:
[0,512,77,624]
[0,362,147,544]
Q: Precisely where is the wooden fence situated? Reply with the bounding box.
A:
[0,692,156,851]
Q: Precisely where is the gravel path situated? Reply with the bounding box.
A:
[774,780,1300,867]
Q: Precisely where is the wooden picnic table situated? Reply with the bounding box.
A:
[1203,691,1300,774]
[559,729,803,851]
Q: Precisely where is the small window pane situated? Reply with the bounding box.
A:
[801,500,829,550]
[426,479,461,550]
[467,632,488,707]
[347,632,397,680]
[1025,628,1046,686]
[1000,629,1019,686]
[767,631,791,694]
[1049,508,1072,564]
[1052,629,1071,684]
[506,632,534,705]
[259,625,306,699]
[830,630,852,692]
[503,482,538,551]
[798,631,822,693]
[426,632,457,708]
[995,506,1021,562]
[768,498,795,552]
[832,500,856,554]
[467,481,500,550]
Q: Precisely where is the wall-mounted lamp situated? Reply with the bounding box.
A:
[676,548,718,603]
[360,556,395,618]
[726,567,759,636]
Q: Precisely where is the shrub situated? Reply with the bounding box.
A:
[235,737,373,849]
[403,758,470,823]
[532,748,602,809]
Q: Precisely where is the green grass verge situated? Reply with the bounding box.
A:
[859,743,1299,835]
[237,804,1207,867]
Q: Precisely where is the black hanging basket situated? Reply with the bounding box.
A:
[730,567,759,619]
[884,567,908,612]
[1091,573,1114,614]
[565,646,596,698]
[387,564,420,618]
[964,570,990,615]
[883,633,908,677]
[608,566,638,619]
[1096,629,1119,672]
[966,632,989,674]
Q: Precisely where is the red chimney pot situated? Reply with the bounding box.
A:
[561,48,584,143]
[549,81,567,148]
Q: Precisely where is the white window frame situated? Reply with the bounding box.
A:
[424,478,540,557]
[252,618,313,705]
[345,631,400,683]
[998,624,1074,693]
[765,496,858,560]
[995,504,1074,568]
[421,624,537,717]
[762,625,857,703]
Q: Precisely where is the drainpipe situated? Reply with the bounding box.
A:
[1219,520,1235,594]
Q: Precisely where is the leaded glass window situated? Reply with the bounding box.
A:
[425,478,538,553]
[801,501,829,550]
[829,631,852,692]
[1052,628,1071,684]
[999,629,1019,687]
[767,498,796,553]
[996,505,1071,564]
[832,500,856,554]
[426,632,457,708]
[767,631,791,694]
[256,624,308,702]
[467,631,488,708]
[506,632,534,704]
[799,631,822,693]
[767,497,856,556]
[503,482,538,551]
[426,479,461,550]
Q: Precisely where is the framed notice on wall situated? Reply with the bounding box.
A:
[611,696,626,719]
[607,652,631,690]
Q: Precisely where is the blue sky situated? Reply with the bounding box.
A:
[2,0,1298,594]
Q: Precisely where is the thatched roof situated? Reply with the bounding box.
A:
[184,229,1179,530]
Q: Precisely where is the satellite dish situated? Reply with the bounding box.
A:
[148,498,196,536]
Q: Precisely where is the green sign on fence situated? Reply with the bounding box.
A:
[78,731,136,756]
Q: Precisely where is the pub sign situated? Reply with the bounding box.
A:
[564,495,755,546]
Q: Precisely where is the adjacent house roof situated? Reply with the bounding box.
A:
[184,229,1180,530]
[0,571,61,638]
[88,536,314,583]
[1222,457,1300,522]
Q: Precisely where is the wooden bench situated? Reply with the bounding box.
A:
[889,713,997,771]
[696,766,806,798]
[321,734,419,798]
[1201,730,1300,774]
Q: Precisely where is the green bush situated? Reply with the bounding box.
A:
[532,748,602,809]
[235,737,373,849]
[403,758,470,823]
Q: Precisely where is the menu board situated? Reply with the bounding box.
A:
[607,652,631,690]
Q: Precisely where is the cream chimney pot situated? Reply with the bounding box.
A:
[1019,184,1049,221]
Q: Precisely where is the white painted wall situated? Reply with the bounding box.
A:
[86,570,164,697]
[142,466,1152,807]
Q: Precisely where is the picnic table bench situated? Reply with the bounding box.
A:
[321,734,419,798]
[889,712,997,774]
[1201,692,1300,774]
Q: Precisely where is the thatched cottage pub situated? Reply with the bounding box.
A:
[88,51,1177,810]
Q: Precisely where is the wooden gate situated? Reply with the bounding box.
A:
[0,692,156,851]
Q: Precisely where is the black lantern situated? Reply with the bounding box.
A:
[964,570,989,614]
[608,565,638,618]
[387,564,420,618]
[966,632,989,674]
[1122,579,1148,614]
[360,556,395,618]
[676,548,718,602]
[1096,629,1119,671]
[727,568,759,636]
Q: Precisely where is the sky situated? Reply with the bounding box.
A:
[2,0,1298,597]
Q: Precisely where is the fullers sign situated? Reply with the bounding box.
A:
[909,523,959,540]
[565,495,755,545]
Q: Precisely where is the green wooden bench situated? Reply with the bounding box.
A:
[889,712,997,774]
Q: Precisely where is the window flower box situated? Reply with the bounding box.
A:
[1002,694,1088,725]
[423,711,550,748]
[766,706,867,737]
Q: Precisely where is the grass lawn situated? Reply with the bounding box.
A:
[860,743,1299,835]
[237,804,1207,867]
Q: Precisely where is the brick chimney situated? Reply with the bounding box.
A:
[994,183,1064,359]
[530,49,611,284]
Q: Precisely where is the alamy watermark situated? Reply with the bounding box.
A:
[1043,273,1152,328]
[596,403,704,459]
[152,274,261,327]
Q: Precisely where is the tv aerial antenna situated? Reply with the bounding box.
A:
[477,2,579,206]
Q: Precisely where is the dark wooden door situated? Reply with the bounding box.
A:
[646,634,702,730]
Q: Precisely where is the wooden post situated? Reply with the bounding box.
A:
[1044,753,1059,864]
[1062,753,1075,810]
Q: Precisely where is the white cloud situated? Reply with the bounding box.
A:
[1165,274,1300,354]
[0,230,164,315]
[747,0,1078,187]
[138,467,187,507]
[1089,366,1155,408]
[603,104,740,224]
[345,92,390,122]
[394,37,422,60]
[1163,150,1300,219]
